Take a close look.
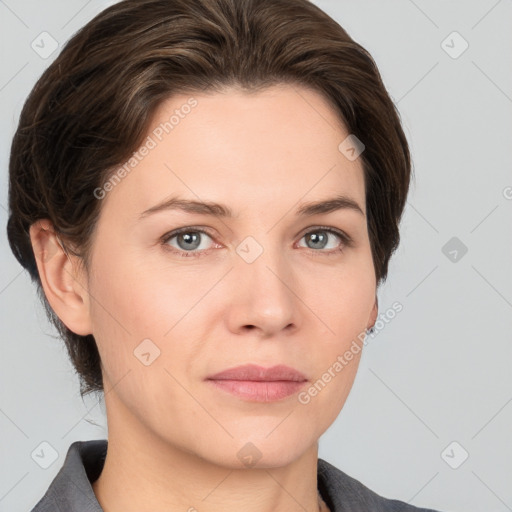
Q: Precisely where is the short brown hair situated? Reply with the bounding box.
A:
[7,0,412,397]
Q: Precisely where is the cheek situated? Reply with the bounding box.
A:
[86,251,211,387]
[85,256,166,378]
[309,250,376,337]
[86,257,194,415]
[299,252,375,418]
[89,253,182,337]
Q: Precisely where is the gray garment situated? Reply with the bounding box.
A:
[29,439,444,512]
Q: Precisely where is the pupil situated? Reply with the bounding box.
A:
[179,232,200,250]
[308,231,326,249]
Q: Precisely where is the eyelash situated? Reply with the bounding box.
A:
[160,225,354,258]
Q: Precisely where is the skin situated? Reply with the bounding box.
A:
[30,83,378,512]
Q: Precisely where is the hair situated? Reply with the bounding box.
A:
[7,0,412,398]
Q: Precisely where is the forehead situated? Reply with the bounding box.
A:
[100,83,366,221]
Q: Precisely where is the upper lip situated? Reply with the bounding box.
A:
[207,364,307,382]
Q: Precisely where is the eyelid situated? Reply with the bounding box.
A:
[297,225,351,243]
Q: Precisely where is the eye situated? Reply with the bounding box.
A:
[161,227,217,257]
[297,227,352,255]
[160,225,353,258]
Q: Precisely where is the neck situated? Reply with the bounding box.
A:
[92,396,326,512]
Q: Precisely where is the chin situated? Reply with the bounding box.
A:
[211,432,316,470]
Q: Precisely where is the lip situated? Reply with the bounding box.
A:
[207,364,307,382]
[206,364,308,402]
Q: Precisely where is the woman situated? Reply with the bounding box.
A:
[7,0,444,510]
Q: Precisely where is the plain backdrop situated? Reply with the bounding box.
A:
[1,1,511,511]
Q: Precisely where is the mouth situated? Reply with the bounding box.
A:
[205,364,308,402]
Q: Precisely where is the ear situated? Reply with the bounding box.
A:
[367,295,378,330]
[29,219,93,336]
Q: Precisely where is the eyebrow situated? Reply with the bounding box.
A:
[139,194,365,220]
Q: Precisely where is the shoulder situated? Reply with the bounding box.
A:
[318,458,444,512]
[29,439,106,512]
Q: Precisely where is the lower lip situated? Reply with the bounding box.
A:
[207,379,307,402]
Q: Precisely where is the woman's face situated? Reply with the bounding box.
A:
[84,83,377,468]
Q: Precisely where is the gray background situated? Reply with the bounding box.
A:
[1,0,511,511]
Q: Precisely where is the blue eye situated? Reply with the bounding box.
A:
[161,226,352,258]
[298,229,345,252]
[162,228,216,257]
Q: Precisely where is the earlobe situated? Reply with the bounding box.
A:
[29,219,93,336]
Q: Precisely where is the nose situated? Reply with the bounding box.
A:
[224,237,302,337]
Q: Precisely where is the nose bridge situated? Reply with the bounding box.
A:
[235,231,287,283]
[230,230,299,332]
